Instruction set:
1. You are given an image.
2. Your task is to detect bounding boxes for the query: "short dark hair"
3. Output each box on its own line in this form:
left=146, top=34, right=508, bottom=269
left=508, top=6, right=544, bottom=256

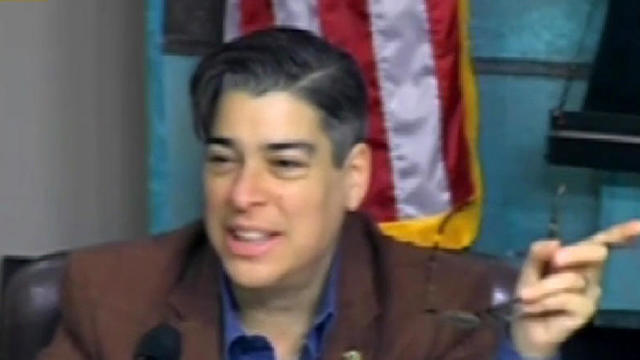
left=190, top=27, right=368, bottom=165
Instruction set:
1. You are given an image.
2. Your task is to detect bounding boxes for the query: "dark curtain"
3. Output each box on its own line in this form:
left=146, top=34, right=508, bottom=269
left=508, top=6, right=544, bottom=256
left=584, top=0, right=640, bottom=115
left=164, top=0, right=225, bottom=55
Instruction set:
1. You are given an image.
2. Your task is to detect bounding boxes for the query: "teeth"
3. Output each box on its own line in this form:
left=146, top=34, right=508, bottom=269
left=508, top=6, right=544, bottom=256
left=234, top=230, right=269, bottom=242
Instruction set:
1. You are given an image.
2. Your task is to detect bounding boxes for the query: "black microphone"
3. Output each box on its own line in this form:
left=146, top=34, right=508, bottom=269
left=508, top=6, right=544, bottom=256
left=134, top=323, right=182, bottom=360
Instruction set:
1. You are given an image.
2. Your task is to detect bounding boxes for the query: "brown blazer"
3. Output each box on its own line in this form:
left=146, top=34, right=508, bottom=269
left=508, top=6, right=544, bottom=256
left=38, top=212, right=501, bottom=360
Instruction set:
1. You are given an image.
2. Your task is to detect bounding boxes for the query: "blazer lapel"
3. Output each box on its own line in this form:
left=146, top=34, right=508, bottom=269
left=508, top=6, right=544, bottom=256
left=323, top=213, right=382, bottom=360
left=322, top=212, right=448, bottom=360
left=167, top=244, right=224, bottom=360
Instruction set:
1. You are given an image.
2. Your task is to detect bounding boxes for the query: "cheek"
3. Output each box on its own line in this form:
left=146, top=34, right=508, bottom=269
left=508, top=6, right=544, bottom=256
left=281, top=176, right=345, bottom=242
left=279, top=177, right=336, bottom=214
left=203, top=176, right=228, bottom=216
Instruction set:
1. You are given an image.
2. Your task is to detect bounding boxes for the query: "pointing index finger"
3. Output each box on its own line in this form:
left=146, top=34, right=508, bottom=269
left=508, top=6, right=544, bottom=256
left=582, top=220, right=640, bottom=246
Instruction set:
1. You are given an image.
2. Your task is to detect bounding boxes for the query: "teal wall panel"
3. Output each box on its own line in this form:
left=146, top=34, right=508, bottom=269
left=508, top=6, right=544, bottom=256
left=471, top=0, right=607, bottom=61
left=147, top=0, right=171, bottom=232
left=149, top=54, right=202, bottom=234
left=598, top=176, right=640, bottom=315
left=147, top=0, right=203, bottom=234
left=473, top=76, right=600, bottom=257
left=157, top=55, right=203, bottom=233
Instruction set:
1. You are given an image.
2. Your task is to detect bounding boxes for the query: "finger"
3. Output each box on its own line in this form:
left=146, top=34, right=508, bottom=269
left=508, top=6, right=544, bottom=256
left=545, top=265, right=602, bottom=293
left=519, top=292, right=598, bottom=321
left=518, top=240, right=561, bottom=288
left=552, top=244, right=608, bottom=268
left=552, top=244, right=608, bottom=287
left=549, top=266, right=604, bottom=298
left=519, top=272, right=588, bottom=302
left=583, top=275, right=603, bottom=302
left=581, top=220, right=640, bottom=247
left=514, top=312, right=587, bottom=345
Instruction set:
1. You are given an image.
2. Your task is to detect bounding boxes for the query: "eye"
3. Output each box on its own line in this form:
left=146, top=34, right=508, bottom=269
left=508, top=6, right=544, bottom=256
left=207, top=154, right=232, bottom=164
left=273, top=159, right=305, bottom=168
left=206, top=152, right=238, bottom=174
left=269, top=157, right=309, bottom=178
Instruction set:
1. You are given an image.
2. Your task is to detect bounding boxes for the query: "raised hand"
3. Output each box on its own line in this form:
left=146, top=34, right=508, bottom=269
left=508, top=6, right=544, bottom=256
left=511, top=220, right=640, bottom=358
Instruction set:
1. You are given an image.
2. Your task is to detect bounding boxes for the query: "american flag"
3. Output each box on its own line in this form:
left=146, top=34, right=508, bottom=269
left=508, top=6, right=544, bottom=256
left=222, top=0, right=482, bottom=249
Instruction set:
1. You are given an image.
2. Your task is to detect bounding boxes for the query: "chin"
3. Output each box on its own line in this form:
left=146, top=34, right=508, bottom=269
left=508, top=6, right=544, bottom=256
left=223, top=260, right=285, bottom=289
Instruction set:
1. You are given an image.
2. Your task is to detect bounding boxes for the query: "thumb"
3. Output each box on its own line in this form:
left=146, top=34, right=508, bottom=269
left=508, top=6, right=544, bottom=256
left=518, top=240, right=561, bottom=290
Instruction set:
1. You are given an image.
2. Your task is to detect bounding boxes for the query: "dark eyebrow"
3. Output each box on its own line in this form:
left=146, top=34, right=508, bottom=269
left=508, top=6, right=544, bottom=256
left=264, top=142, right=316, bottom=156
left=205, top=137, right=235, bottom=148
left=205, top=138, right=316, bottom=156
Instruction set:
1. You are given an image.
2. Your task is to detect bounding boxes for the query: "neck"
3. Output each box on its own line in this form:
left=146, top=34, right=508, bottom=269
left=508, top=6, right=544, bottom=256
left=232, top=253, right=334, bottom=359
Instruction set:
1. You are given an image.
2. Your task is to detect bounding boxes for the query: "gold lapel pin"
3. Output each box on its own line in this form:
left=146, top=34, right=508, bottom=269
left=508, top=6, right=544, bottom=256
left=341, top=350, right=362, bottom=360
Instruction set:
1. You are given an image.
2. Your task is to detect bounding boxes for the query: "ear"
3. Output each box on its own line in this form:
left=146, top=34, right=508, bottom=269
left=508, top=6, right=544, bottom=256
left=342, top=143, right=372, bottom=210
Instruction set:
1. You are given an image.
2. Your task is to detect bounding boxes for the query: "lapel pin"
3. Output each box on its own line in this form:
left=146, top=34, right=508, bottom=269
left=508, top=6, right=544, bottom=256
left=342, top=350, right=362, bottom=360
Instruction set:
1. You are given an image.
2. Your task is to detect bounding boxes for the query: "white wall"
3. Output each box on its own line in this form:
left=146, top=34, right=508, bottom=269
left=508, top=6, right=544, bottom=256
left=0, top=1, right=147, bottom=256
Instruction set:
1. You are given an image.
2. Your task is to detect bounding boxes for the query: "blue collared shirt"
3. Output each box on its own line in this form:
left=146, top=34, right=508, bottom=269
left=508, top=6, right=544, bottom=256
left=221, top=268, right=337, bottom=360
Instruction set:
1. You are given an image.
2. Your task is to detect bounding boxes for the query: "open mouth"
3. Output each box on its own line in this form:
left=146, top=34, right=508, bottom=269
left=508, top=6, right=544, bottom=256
left=226, top=227, right=282, bottom=257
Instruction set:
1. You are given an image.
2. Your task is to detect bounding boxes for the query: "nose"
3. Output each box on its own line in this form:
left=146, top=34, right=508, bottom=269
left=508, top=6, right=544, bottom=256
left=229, top=163, right=267, bottom=211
